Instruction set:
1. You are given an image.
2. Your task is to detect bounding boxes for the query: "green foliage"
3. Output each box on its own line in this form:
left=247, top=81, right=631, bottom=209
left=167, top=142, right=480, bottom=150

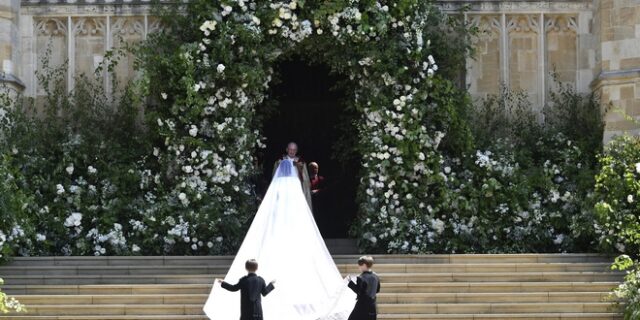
left=594, top=135, right=640, bottom=254
left=0, top=277, right=26, bottom=314
left=355, top=81, right=604, bottom=254
left=612, top=255, right=640, bottom=320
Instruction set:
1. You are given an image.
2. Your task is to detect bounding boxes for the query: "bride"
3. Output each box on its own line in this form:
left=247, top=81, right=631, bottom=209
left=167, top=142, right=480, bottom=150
left=203, top=155, right=356, bottom=319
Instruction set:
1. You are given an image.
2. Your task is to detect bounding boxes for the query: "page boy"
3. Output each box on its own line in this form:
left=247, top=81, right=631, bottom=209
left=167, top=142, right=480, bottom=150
left=347, top=256, right=380, bottom=320
left=216, top=259, right=275, bottom=320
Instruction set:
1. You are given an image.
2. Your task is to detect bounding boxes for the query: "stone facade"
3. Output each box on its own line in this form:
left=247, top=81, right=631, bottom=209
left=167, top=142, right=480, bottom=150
left=592, top=0, right=640, bottom=141
left=0, top=0, right=639, bottom=140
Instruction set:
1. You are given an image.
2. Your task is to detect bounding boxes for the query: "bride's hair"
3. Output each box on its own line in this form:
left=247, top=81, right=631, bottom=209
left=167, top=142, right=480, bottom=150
left=245, top=259, right=259, bottom=272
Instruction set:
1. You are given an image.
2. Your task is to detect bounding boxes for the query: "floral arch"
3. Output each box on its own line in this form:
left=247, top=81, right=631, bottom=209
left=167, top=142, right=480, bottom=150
left=142, top=0, right=444, bottom=254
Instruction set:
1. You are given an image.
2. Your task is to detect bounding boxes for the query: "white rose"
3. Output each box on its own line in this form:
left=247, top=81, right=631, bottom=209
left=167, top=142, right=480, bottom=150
left=635, top=162, right=640, bottom=174
left=627, top=194, right=634, bottom=203
left=178, top=193, right=187, bottom=201
left=66, top=165, right=74, bottom=175
left=217, top=64, right=226, bottom=73
left=88, top=166, right=97, bottom=174
left=161, top=92, right=168, bottom=100
left=189, top=125, right=198, bottom=137
left=132, top=244, right=141, bottom=253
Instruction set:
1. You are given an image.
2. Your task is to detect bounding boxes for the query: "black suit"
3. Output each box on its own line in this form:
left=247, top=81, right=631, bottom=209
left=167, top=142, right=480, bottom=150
left=347, top=271, right=380, bottom=320
left=221, top=273, right=275, bottom=320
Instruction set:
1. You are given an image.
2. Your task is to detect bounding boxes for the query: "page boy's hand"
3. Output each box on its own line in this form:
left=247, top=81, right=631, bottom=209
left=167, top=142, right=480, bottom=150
left=270, top=279, right=276, bottom=285
left=215, top=278, right=223, bottom=283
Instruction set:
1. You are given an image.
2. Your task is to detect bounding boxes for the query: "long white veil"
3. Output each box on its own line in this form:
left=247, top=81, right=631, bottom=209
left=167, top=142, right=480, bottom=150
left=203, top=159, right=355, bottom=320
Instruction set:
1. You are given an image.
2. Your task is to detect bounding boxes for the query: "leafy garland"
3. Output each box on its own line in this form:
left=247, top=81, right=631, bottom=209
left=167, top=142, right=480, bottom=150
left=140, top=0, right=442, bottom=253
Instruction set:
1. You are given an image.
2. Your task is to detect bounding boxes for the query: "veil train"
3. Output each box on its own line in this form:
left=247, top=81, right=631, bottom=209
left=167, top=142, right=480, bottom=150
left=203, top=159, right=355, bottom=320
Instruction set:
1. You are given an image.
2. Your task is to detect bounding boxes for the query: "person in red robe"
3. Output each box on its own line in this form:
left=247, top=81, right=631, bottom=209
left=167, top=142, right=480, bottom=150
left=309, top=162, right=325, bottom=196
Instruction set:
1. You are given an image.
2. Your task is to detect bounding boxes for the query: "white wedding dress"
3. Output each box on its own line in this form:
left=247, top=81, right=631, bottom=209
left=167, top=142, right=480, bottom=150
left=203, top=159, right=355, bottom=320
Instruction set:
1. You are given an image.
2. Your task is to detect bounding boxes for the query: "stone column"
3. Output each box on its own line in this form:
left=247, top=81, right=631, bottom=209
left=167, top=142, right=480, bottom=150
left=593, top=0, right=640, bottom=141
left=0, top=0, right=24, bottom=93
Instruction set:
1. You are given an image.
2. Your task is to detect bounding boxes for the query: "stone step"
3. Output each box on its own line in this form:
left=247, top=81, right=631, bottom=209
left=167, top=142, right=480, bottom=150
left=0, top=272, right=623, bottom=285
left=0, top=314, right=624, bottom=320
left=378, top=302, right=622, bottom=314
left=378, top=314, right=623, bottom=320
left=11, top=291, right=616, bottom=305
left=0, top=254, right=622, bottom=319
left=6, top=254, right=615, bottom=267
left=381, top=282, right=619, bottom=293
left=0, top=317, right=210, bottom=320
left=324, top=238, right=359, bottom=254
left=0, top=263, right=616, bottom=276
left=3, top=282, right=619, bottom=295
left=4, top=302, right=621, bottom=316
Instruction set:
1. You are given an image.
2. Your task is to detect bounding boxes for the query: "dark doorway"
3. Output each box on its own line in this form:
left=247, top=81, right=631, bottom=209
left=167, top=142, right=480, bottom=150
left=257, top=57, right=359, bottom=238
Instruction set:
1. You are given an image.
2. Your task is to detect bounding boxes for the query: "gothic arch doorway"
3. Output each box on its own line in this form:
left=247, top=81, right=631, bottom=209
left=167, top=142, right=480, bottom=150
left=257, top=56, right=359, bottom=238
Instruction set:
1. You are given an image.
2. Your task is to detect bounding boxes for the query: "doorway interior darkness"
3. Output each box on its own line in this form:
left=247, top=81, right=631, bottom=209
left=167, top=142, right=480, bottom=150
left=257, top=56, right=359, bottom=238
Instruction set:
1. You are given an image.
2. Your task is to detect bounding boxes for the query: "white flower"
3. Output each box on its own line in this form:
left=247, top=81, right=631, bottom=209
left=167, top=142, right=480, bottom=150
left=178, top=193, right=187, bottom=201
left=64, top=212, right=83, bottom=227
left=183, top=166, right=193, bottom=173
left=161, top=92, right=168, bottom=100
left=431, top=219, right=445, bottom=235
left=627, top=194, right=634, bottom=203
left=153, top=148, right=160, bottom=157
left=65, top=164, right=74, bottom=175
left=189, top=125, right=198, bottom=137
left=553, top=234, right=564, bottom=245
left=191, top=244, right=198, bottom=250
left=132, top=244, right=141, bottom=253
left=157, top=118, right=164, bottom=127
left=444, top=166, right=451, bottom=174
left=216, top=236, right=223, bottom=242
left=207, top=242, right=214, bottom=248
left=615, top=243, right=626, bottom=252
left=635, top=162, right=640, bottom=174
left=217, top=64, right=226, bottom=73
left=88, top=166, right=97, bottom=174
left=221, top=5, right=232, bottom=16
left=272, top=18, right=283, bottom=27
left=199, top=20, right=217, bottom=36
left=36, top=233, right=46, bottom=242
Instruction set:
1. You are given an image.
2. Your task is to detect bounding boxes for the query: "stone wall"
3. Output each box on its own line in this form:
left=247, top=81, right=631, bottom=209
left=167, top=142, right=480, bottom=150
left=1, top=0, right=639, bottom=140
left=0, top=0, right=23, bottom=92
left=593, top=0, right=640, bottom=141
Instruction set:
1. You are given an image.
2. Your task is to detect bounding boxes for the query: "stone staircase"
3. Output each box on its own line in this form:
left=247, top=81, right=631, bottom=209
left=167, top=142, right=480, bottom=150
left=0, top=254, right=624, bottom=320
